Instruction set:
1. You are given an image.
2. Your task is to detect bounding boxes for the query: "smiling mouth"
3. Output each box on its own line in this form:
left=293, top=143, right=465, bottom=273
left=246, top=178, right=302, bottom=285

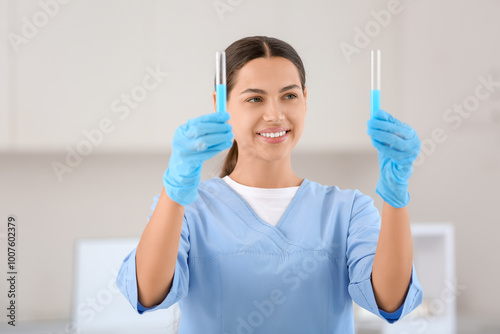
left=257, top=130, right=290, bottom=138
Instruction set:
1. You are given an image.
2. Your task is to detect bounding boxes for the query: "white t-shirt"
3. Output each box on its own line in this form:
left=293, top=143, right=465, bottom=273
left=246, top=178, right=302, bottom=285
left=222, top=175, right=300, bottom=226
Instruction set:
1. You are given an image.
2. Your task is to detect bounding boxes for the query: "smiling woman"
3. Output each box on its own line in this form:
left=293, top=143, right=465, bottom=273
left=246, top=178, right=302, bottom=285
left=214, top=37, right=307, bottom=187
left=116, top=35, right=424, bottom=334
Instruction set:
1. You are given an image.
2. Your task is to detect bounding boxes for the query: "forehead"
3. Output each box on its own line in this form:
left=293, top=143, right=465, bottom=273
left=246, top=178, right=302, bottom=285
left=234, top=57, right=301, bottom=89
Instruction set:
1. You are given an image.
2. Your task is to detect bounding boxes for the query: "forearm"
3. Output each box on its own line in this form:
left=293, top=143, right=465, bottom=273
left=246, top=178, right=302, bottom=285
left=371, top=201, right=413, bottom=312
left=136, top=187, right=185, bottom=308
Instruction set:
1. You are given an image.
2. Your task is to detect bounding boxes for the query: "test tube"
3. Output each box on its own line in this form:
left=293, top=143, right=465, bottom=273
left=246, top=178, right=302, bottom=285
left=370, top=49, right=381, bottom=119
left=216, top=51, right=227, bottom=113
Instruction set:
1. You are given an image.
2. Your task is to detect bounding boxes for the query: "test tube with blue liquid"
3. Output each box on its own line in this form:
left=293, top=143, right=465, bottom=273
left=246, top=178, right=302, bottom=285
left=216, top=51, right=226, bottom=113
left=371, top=49, right=381, bottom=119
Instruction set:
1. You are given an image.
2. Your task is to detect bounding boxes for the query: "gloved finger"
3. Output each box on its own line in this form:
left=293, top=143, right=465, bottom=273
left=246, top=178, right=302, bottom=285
left=202, top=132, right=234, bottom=149
left=382, top=161, right=413, bottom=183
left=367, top=118, right=415, bottom=140
left=185, top=132, right=234, bottom=152
left=392, top=161, right=414, bottom=179
left=183, top=122, right=233, bottom=138
left=375, top=139, right=420, bottom=160
left=372, top=108, right=403, bottom=125
left=200, top=140, right=234, bottom=154
left=369, top=127, right=420, bottom=152
left=191, top=138, right=234, bottom=158
left=189, top=141, right=234, bottom=164
left=368, top=128, right=419, bottom=152
left=187, top=110, right=230, bottom=126
left=371, top=138, right=420, bottom=161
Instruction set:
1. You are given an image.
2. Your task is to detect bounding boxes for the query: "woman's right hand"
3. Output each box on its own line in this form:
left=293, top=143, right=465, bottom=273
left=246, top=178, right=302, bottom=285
left=163, top=110, right=234, bottom=206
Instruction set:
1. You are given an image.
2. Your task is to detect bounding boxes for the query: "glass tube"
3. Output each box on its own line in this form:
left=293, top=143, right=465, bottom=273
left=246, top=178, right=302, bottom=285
left=216, top=51, right=227, bottom=113
left=371, top=49, right=381, bottom=119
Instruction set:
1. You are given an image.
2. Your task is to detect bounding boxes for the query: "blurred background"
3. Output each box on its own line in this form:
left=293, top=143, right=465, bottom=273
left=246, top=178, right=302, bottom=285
left=0, top=0, right=499, bottom=333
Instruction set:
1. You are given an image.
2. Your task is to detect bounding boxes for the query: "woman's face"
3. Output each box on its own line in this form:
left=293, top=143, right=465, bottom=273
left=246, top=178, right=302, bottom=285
left=218, top=56, right=307, bottom=163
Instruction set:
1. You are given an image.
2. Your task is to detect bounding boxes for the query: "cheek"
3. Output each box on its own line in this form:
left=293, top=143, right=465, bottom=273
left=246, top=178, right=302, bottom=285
left=227, top=117, right=253, bottom=140
left=290, top=115, right=306, bottom=137
left=290, top=111, right=305, bottom=125
left=231, top=112, right=258, bottom=130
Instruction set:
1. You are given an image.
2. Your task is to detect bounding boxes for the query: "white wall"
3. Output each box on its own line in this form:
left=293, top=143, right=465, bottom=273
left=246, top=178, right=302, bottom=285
left=0, top=0, right=11, bottom=150
left=2, top=0, right=406, bottom=154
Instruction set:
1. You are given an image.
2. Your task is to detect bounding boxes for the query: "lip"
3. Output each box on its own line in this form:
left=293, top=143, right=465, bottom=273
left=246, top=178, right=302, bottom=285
left=256, top=127, right=290, bottom=134
left=257, top=130, right=290, bottom=144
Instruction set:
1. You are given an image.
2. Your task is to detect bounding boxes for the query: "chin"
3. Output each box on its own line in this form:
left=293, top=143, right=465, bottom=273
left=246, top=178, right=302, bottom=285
left=261, top=150, right=293, bottom=161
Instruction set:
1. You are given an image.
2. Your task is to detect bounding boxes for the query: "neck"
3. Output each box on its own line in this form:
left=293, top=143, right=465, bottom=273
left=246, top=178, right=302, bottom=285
left=228, top=154, right=303, bottom=188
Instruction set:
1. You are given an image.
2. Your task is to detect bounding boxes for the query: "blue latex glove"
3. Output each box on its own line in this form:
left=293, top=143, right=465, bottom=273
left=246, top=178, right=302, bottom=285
left=163, top=111, right=234, bottom=206
left=367, top=109, right=421, bottom=208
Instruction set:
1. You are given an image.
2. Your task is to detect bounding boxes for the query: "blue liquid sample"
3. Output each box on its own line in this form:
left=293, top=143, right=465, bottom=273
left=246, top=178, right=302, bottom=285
left=370, top=89, right=380, bottom=119
left=216, top=84, right=227, bottom=113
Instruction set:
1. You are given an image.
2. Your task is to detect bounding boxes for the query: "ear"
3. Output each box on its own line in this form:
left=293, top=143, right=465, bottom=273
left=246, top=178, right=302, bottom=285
left=212, top=91, right=217, bottom=112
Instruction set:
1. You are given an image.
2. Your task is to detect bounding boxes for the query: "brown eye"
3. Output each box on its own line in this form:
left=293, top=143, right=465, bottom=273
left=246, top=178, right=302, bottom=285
left=247, top=97, right=262, bottom=103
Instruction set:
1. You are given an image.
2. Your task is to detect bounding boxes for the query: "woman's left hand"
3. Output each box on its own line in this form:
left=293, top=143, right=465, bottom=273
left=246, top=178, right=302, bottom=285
left=367, top=109, right=421, bottom=208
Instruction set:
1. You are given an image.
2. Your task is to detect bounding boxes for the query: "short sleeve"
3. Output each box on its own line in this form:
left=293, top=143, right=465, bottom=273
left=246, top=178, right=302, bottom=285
left=346, top=190, right=423, bottom=324
left=116, top=193, right=191, bottom=314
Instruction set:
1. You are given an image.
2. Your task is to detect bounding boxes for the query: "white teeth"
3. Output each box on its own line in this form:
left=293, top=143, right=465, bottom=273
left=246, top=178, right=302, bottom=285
left=259, top=131, right=287, bottom=138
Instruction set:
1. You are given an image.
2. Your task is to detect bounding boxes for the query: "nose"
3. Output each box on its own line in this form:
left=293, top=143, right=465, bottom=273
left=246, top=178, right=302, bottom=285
left=262, top=100, right=285, bottom=122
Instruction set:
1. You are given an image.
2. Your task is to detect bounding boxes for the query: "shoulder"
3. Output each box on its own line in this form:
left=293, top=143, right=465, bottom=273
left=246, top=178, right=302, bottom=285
left=195, top=176, right=230, bottom=203
left=182, top=177, right=229, bottom=214
left=305, top=178, right=368, bottom=201
left=304, top=179, right=376, bottom=215
left=198, top=176, right=224, bottom=193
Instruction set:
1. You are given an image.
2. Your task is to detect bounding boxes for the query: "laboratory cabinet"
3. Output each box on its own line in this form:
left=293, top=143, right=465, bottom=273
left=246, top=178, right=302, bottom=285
left=354, top=222, right=456, bottom=334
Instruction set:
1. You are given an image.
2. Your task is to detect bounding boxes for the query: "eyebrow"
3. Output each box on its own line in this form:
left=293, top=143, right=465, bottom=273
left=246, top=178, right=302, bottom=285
left=239, top=84, right=301, bottom=95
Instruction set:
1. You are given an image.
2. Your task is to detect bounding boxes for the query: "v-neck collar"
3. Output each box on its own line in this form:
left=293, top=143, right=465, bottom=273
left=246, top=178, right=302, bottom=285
left=212, top=177, right=310, bottom=251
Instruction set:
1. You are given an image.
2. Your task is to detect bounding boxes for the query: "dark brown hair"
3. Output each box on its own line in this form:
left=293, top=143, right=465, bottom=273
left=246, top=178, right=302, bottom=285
left=216, top=36, right=306, bottom=178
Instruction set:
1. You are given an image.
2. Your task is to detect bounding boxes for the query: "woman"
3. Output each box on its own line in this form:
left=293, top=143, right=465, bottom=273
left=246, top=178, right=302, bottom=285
left=117, top=36, right=423, bottom=333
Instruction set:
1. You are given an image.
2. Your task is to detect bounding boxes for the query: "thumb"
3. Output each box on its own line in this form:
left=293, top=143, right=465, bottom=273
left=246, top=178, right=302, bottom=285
left=372, top=108, right=401, bottom=125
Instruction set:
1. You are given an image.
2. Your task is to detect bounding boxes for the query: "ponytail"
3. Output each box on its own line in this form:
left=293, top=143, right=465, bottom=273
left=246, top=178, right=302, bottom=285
left=219, top=140, right=238, bottom=178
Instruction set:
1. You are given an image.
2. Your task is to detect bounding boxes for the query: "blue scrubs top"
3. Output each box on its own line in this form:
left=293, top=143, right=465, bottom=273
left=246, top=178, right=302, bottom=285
left=116, top=177, right=423, bottom=333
